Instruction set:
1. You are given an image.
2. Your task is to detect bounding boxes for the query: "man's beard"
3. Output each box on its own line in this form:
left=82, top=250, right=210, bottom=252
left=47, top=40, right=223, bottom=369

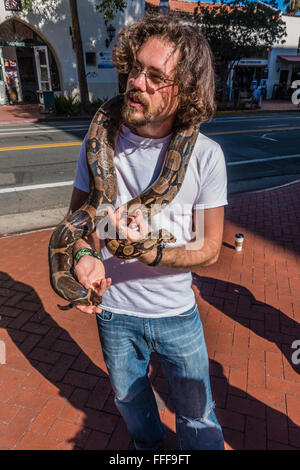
left=122, top=90, right=153, bottom=128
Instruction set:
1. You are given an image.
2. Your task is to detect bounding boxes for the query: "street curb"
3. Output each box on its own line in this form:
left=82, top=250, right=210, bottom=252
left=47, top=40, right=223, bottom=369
left=0, top=108, right=299, bottom=125
left=0, top=206, right=68, bottom=239
left=0, top=225, right=56, bottom=239
left=228, top=177, right=300, bottom=198
left=216, top=107, right=300, bottom=115
left=0, top=115, right=93, bottom=125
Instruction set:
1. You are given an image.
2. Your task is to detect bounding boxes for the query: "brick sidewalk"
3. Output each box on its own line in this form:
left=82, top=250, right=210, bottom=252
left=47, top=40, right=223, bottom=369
left=0, top=104, right=41, bottom=123
left=0, top=182, right=299, bottom=450
left=0, top=103, right=91, bottom=124
left=0, top=99, right=299, bottom=124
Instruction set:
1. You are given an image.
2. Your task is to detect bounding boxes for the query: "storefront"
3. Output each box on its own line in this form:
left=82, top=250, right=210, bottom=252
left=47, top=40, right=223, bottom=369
left=0, top=0, right=146, bottom=105
left=229, top=58, right=269, bottom=99
left=0, top=18, right=61, bottom=104
left=272, top=55, right=300, bottom=99
left=234, top=59, right=268, bottom=87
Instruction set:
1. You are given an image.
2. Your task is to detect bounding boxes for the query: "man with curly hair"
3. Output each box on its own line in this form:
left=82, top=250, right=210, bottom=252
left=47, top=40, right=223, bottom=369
left=68, top=14, right=227, bottom=450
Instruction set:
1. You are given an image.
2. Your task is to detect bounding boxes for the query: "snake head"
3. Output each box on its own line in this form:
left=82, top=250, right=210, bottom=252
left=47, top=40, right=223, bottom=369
left=57, top=288, right=102, bottom=311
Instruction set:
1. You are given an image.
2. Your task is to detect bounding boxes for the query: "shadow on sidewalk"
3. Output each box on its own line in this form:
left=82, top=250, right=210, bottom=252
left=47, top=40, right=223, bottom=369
left=192, top=274, right=300, bottom=375
left=0, top=271, right=299, bottom=449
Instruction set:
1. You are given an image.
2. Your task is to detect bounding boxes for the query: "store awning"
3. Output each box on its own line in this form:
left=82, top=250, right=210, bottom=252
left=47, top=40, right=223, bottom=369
left=278, top=56, right=300, bottom=64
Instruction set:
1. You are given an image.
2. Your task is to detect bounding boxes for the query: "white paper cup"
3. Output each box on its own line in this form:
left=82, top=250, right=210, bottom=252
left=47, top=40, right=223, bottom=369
left=235, top=233, right=244, bottom=252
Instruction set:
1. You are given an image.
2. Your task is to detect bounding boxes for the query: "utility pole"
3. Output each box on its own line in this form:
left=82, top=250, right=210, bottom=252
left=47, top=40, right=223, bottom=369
left=69, top=0, right=90, bottom=110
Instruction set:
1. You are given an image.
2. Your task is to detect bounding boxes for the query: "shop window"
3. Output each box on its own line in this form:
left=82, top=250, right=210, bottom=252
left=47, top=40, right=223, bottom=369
left=1, top=19, right=61, bottom=100
left=86, top=52, right=96, bottom=66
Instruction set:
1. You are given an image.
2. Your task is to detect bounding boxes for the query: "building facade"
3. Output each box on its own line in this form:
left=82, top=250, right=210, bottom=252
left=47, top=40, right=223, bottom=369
left=229, top=13, right=300, bottom=100
left=267, top=14, right=300, bottom=99
left=0, top=0, right=145, bottom=105
left=146, top=0, right=300, bottom=101
left=1, top=0, right=299, bottom=105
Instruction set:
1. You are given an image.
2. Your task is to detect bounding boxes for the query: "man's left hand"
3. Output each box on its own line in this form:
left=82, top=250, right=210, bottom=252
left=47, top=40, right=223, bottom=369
left=106, top=206, right=149, bottom=242
left=106, top=206, right=157, bottom=263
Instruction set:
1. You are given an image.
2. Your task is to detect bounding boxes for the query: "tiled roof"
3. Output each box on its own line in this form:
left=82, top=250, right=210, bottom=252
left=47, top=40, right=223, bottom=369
left=145, top=0, right=211, bottom=14
left=145, top=0, right=256, bottom=14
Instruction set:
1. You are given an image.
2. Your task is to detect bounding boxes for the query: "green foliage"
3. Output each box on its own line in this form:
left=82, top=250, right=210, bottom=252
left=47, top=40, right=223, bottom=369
left=194, top=0, right=287, bottom=64
left=95, top=0, right=128, bottom=22
left=21, top=0, right=61, bottom=12
left=54, top=94, right=107, bottom=116
left=194, top=0, right=287, bottom=102
left=54, top=94, right=81, bottom=116
left=22, top=0, right=33, bottom=10
left=22, top=0, right=129, bottom=19
left=84, top=97, right=108, bottom=115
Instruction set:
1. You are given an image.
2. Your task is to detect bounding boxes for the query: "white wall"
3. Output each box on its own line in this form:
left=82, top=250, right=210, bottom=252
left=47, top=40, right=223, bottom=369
left=0, top=0, right=145, bottom=100
left=275, top=15, right=300, bottom=48
left=267, top=14, right=300, bottom=99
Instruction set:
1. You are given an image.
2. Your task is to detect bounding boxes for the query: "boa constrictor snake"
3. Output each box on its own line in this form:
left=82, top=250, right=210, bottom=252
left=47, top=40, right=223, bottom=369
left=48, top=94, right=200, bottom=310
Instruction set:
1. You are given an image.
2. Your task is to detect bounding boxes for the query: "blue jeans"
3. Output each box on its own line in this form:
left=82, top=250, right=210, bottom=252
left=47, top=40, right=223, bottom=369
left=96, top=304, right=224, bottom=450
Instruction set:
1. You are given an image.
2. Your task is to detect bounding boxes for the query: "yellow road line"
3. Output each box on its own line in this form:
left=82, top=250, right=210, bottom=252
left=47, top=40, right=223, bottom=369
left=0, top=142, right=82, bottom=152
left=0, top=125, right=299, bottom=151
left=205, top=126, right=300, bottom=136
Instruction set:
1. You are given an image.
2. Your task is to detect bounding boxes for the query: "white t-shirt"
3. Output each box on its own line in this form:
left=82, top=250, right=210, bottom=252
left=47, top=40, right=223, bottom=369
left=74, top=125, right=227, bottom=318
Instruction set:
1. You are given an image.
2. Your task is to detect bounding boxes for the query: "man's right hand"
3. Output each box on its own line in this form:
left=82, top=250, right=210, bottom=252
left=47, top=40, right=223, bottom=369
left=74, top=255, right=111, bottom=315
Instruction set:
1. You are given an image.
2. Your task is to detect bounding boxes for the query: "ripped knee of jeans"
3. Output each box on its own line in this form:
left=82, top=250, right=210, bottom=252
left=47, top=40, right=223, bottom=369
left=180, top=401, right=218, bottom=434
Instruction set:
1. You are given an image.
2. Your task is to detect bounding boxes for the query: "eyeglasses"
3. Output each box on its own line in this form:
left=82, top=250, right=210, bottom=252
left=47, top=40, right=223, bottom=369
left=129, top=63, right=176, bottom=90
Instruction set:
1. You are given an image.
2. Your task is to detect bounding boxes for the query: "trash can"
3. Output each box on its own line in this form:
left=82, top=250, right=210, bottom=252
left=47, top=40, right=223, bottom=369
left=37, top=90, right=56, bottom=113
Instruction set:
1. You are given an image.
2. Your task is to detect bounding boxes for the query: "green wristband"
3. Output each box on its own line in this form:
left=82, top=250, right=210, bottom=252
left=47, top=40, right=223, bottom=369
left=75, top=248, right=102, bottom=263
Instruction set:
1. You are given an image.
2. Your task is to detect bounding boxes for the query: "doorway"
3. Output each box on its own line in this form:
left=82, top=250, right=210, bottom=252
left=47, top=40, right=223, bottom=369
left=16, top=46, right=53, bottom=102
left=0, top=19, right=61, bottom=104
left=16, top=47, right=38, bottom=102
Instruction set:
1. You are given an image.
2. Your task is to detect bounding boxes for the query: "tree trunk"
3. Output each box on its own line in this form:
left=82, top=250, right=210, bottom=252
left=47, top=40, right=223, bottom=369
left=69, top=0, right=90, bottom=110
left=220, top=63, right=229, bottom=104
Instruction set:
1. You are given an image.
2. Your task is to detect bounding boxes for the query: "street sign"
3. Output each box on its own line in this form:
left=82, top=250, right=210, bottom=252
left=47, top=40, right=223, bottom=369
left=98, top=51, right=115, bottom=69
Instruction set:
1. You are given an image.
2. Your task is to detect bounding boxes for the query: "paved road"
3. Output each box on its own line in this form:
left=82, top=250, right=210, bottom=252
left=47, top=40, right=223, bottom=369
left=202, top=112, right=300, bottom=193
left=0, top=112, right=299, bottom=233
left=0, top=121, right=86, bottom=218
